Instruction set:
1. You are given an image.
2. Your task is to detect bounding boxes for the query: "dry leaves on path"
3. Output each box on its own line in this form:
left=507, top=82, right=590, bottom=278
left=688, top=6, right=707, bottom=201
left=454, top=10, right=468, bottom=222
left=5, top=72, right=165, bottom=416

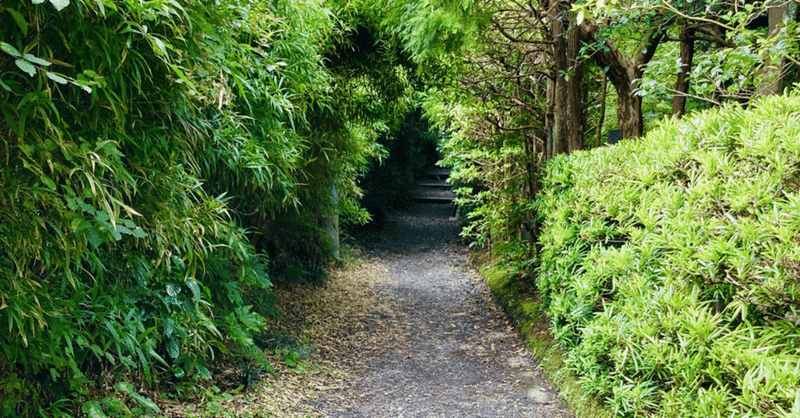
left=163, top=256, right=410, bottom=417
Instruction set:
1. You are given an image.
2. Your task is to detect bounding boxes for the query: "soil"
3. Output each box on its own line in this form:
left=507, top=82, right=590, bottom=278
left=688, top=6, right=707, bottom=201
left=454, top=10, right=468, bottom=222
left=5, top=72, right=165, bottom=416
left=318, top=201, right=575, bottom=418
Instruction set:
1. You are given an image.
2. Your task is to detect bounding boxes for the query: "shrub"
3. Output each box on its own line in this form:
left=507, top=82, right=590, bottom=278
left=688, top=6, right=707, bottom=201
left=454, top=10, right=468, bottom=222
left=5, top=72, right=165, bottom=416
left=535, top=91, right=800, bottom=417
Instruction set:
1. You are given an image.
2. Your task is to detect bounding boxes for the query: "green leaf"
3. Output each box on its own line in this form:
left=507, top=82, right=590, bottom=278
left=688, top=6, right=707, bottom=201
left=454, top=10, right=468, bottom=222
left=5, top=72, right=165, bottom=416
left=195, top=364, right=211, bottom=379
left=0, top=42, right=21, bottom=57
left=164, top=318, right=175, bottom=337
left=39, top=175, right=56, bottom=190
left=166, top=284, right=180, bottom=297
left=171, top=365, right=185, bottom=379
left=49, top=0, right=70, bottom=11
left=185, top=277, right=201, bottom=300
left=166, top=340, right=179, bottom=359
left=46, top=71, right=69, bottom=84
left=236, top=306, right=266, bottom=331
left=115, top=225, right=132, bottom=235
left=86, top=228, right=103, bottom=249
left=15, top=59, right=35, bottom=76
left=129, top=392, right=160, bottom=413
left=5, top=9, right=29, bottom=36
left=23, top=53, right=50, bottom=66
left=82, top=401, right=108, bottom=418
left=114, top=381, right=135, bottom=394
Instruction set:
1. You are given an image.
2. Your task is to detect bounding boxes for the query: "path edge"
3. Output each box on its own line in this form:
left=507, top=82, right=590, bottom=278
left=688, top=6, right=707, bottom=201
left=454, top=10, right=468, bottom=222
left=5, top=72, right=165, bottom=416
left=472, top=250, right=613, bottom=418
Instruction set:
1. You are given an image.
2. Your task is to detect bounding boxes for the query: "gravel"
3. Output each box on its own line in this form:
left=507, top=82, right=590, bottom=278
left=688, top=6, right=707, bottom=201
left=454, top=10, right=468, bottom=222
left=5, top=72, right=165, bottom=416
left=318, top=201, right=575, bottom=418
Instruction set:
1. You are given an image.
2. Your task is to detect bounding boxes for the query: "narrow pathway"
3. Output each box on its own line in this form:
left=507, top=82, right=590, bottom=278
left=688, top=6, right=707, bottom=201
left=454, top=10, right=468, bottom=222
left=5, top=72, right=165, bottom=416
left=320, top=181, right=573, bottom=417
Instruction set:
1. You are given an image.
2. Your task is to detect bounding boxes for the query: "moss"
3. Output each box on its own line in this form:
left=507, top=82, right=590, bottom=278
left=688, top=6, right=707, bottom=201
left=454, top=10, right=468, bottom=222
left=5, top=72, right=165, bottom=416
left=477, top=252, right=612, bottom=418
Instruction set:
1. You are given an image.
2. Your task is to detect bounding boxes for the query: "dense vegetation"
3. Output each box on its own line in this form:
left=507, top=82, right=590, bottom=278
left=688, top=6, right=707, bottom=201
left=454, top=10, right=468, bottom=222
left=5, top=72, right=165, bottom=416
left=379, top=0, right=800, bottom=416
left=3, top=0, right=800, bottom=416
left=537, top=94, right=800, bottom=416
left=0, top=0, right=419, bottom=415
left=382, top=0, right=799, bottom=245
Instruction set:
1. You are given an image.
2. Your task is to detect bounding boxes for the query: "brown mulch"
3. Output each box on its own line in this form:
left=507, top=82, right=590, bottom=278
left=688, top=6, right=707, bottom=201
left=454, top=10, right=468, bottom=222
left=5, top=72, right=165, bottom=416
left=165, top=256, right=412, bottom=417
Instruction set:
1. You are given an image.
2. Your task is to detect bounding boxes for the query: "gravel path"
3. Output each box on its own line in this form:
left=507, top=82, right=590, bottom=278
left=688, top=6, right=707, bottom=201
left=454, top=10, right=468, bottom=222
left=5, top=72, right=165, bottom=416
left=320, top=201, right=574, bottom=418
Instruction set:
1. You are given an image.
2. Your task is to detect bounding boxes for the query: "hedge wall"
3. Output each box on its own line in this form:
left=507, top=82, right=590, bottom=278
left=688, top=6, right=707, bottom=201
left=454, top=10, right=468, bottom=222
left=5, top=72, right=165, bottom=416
left=536, top=92, right=800, bottom=417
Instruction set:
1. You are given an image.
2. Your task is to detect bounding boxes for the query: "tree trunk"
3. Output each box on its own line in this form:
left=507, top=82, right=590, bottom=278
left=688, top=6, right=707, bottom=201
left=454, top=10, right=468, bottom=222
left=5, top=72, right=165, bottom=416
left=671, top=26, right=695, bottom=117
left=566, top=21, right=584, bottom=152
left=756, top=1, right=790, bottom=97
left=581, top=18, right=664, bottom=139
left=596, top=73, right=607, bottom=147
left=615, top=84, right=643, bottom=139
left=551, top=1, right=583, bottom=155
left=545, top=75, right=555, bottom=160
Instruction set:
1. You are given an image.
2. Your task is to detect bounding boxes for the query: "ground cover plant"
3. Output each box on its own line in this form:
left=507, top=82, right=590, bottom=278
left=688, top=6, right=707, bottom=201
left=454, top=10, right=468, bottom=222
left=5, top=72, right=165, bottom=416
left=535, top=92, right=800, bottom=417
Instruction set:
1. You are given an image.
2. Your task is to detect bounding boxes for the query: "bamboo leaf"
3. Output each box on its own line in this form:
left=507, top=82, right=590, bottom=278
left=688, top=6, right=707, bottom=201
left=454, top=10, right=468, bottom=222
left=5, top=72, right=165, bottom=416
left=0, top=42, right=21, bottom=57
left=39, top=176, right=56, bottom=190
left=46, top=71, right=69, bottom=84
left=147, top=348, right=169, bottom=367
left=23, top=54, right=51, bottom=66
left=5, top=9, right=29, bottom=36
left=151, top=37, right=166, bottom=56
left=14, top=59, right=35, bottom=76
left=49, top=0, right=70, bottom=11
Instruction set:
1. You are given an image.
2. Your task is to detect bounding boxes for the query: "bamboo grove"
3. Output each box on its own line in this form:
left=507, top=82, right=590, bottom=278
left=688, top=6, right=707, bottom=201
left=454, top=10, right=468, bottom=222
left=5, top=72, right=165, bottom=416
left=0, top=0, right=414, bottom=415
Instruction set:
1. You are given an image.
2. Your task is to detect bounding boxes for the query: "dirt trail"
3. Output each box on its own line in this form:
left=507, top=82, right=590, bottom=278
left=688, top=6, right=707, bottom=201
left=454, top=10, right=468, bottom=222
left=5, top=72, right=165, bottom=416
left=319, top=202, right=574, bottom=418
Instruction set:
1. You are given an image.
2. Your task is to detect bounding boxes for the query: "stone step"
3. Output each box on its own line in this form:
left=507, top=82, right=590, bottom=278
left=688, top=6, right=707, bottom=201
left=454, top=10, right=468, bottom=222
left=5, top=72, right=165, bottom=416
left=409, top=187, right=456, bottom=203
left=422, top=168, right=451, bottom=181
left=416, top=181, right=451, bottom=188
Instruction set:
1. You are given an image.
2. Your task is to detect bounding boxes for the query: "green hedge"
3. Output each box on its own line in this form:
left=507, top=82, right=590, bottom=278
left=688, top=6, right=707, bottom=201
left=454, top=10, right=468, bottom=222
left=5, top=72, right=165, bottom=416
left=536, top=92, right=800, bottom=417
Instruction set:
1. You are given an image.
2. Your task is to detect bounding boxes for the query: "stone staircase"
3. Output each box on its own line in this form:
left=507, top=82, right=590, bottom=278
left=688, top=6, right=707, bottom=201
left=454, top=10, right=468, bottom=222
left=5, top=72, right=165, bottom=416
left=409, top=168, right=456, bottom=204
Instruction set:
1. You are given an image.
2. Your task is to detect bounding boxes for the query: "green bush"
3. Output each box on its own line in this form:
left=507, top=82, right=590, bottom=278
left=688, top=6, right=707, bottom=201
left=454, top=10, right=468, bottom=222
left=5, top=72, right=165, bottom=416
left=535, top=91, right=800, bottom=417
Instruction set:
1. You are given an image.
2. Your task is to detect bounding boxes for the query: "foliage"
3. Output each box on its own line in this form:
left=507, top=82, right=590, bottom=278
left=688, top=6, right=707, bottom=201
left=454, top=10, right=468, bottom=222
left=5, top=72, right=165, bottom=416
left=582, top=0, right=800, bottom=108
left=381, top=0, right=800, bottom=415
left=534, top=92, right=800, bottom=417
left=0, top=0, right=407, bottom=415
